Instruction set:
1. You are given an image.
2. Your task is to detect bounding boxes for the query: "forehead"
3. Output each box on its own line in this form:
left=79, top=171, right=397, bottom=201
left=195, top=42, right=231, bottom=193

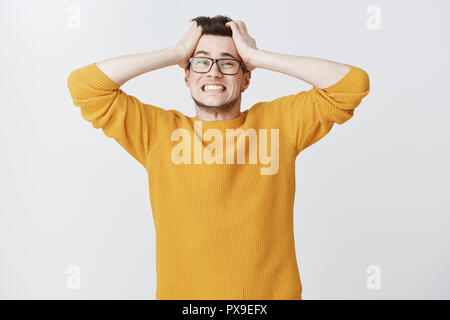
left=193, top=35, right=239, bottom=59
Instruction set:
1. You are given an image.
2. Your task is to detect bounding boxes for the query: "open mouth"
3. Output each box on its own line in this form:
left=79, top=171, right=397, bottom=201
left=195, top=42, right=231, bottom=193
left=201, top=84, right=227, bottom=93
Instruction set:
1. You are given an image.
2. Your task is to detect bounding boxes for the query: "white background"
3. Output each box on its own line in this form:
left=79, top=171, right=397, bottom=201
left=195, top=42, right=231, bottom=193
left=1, top=0, right=449, bottom=299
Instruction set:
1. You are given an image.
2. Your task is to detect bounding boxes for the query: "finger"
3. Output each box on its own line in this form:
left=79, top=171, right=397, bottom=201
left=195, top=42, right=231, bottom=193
left=191, top=21, right=201, bottom=31
left=233, top=21, right=243, bottom=34
left=235, top=20, right=246, bottom=33
left=191, top=23, right=202, bottom=35
left=225, top=21, right=239, bottom=33
left=240, top=21, right=249, bottom=34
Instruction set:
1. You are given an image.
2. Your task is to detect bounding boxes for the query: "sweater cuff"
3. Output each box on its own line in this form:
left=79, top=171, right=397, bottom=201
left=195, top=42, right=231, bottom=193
left=321, top=65, right=370, bottom=94
left=69, top=62, right=121, bottom=91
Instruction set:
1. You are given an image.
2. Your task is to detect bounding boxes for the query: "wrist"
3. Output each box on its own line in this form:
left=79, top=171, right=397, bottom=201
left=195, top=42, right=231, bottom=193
left=248, top=48, right=263, bottom=69
left=171, top=46, right=185, bottom=65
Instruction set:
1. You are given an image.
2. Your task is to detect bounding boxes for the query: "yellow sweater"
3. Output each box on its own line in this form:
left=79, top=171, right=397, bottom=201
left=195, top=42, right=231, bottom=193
left=67, top=62, right=370, bottom=300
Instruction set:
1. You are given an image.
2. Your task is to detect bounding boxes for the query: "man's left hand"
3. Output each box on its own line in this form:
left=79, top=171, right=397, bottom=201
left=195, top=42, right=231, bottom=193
left=225, top=20, right=258, bottom=72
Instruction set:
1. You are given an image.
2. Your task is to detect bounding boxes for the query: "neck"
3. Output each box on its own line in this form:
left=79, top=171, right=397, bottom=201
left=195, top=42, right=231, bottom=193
left=193, top=96, right=242, bottom=121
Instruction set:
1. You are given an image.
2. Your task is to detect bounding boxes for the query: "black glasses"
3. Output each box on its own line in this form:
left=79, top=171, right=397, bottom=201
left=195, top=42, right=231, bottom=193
left=188, top=57, right=248, bottom=75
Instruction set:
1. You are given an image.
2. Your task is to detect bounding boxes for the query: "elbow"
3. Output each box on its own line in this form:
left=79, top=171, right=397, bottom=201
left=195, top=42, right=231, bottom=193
left=352, top=65, right=370, bottom=96
left=67, top=70, right=80, bottom=99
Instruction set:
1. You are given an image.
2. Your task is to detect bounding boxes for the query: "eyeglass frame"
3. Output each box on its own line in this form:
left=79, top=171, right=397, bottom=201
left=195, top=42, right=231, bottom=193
left=187, top=56, right=249, bottom=75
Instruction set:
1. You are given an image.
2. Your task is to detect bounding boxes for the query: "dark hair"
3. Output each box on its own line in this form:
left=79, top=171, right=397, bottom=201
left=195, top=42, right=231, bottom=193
left=186, top=15, right=249, bottom=74
left=190, top=15, right=233, bottom=37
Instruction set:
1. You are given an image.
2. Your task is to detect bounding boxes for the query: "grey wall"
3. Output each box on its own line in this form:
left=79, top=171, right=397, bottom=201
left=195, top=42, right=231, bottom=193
left=1, top=0, right=449, bottom=299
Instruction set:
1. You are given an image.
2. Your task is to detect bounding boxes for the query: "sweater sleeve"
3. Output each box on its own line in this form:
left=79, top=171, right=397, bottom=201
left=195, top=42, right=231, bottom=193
left=266, top=65, right=370, bottom=156
left=67, top=63, right=172, bottom=167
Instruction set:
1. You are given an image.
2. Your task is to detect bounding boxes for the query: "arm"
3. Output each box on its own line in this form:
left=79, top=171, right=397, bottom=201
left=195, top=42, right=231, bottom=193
left=225, top=20, right=370, bottom=156
left=67, top=47, right=182, bottom=167
left=249, top=50, right=370, bottom=156
left=249, top=50, right=351, bottom=89
left=95, top=21, right=203, bottom=87
left=95, top=47, right=182, bottom=87
left=224, top=20, right=352, bottom=89
left=67, top=23, right=204, bottom=167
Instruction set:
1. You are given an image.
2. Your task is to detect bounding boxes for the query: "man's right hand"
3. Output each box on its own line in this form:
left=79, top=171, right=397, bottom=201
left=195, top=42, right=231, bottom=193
left=175, top=21, right=203, bottom=69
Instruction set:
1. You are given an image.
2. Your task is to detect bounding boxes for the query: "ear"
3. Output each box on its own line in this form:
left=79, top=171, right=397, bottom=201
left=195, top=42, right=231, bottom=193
left=242, top=71, right=251, bottom=91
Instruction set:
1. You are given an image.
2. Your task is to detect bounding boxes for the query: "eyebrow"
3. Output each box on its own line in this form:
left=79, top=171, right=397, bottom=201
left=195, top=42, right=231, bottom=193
left=194, top=50, right=238, bottom=60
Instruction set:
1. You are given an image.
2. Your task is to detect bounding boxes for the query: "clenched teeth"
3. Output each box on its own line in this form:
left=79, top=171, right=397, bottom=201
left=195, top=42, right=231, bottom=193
left=202, top=85, right=226, bottom=92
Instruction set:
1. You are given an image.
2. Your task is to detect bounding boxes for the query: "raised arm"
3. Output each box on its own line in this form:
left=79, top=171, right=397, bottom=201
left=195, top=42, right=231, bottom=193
left=224, top=20, right=358, bottom=89
left=259, top=62, right=370, bottom=156
left=223, top=20, right=370, bottom=156
left=96, top=21, right=203, bottom=86
left=95, top=47, right=182, bottom=87
left=67, top=22, right=204, bottom=167
left=249, top=51, right=354, bottom=90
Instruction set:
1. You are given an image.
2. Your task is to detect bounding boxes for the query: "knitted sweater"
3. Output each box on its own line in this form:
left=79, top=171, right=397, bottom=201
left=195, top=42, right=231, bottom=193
left=67, top=62, right=370, bottom=299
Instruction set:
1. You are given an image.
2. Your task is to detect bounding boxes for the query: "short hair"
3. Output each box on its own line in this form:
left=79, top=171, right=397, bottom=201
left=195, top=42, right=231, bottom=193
left=190, top=15, right=233, bottom=37
left=186, top=15, right=249, bottom=74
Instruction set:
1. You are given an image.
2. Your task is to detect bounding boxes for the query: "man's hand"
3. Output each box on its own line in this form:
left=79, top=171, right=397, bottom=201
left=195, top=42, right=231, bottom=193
left=225, top=20, right=258, bottom=71
left=176, top=21, right=204, bottom=69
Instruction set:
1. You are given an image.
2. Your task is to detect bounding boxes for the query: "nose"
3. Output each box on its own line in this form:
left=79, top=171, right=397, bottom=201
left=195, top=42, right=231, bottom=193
left=207, top=60, right=222, bottom=77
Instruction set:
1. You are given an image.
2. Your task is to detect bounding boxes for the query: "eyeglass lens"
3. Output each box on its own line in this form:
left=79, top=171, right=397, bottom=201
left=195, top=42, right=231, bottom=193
left=191, top=58, right=240, bottom=74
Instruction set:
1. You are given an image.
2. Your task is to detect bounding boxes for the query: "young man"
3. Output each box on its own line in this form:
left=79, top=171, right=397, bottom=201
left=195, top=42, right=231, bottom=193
left=67, top=15, right=370, bottom=300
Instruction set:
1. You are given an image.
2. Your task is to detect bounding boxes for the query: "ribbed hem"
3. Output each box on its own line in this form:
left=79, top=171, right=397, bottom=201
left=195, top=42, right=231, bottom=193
left=319, top=64, right=370, bottom=93
left=68, top=63, right=121, bottom=98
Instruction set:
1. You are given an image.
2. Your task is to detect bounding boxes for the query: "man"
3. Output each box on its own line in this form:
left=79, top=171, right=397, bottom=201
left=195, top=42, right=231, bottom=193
left=67, top=15, right=370, bottom=300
